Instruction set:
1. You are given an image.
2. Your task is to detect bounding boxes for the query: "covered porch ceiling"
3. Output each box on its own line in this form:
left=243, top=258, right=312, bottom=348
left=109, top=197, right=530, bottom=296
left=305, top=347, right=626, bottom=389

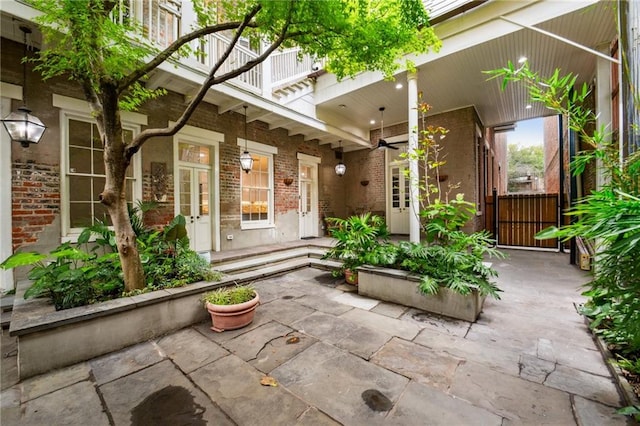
left=0, top=1, right=618, bottom=151
left=315, top=0, right=618, bottom=151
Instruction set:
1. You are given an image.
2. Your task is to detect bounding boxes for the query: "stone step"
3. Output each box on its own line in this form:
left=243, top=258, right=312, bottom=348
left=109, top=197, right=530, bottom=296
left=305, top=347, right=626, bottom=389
left=1, top=294, right=15, bottom=312
left=218, top=257, right=341, bottom=286
left=213, top=246, right=328, bottom=275
left=1, top=310, right=12, bottom=329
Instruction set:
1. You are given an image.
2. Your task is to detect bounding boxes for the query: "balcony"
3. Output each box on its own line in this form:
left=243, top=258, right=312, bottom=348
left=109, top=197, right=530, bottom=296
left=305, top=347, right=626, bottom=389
left=115, top=0, right=316, bottom=98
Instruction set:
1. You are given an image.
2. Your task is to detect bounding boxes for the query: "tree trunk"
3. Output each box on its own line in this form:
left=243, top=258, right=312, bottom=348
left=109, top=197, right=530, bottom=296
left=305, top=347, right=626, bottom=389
left=98, top=86, right=146, bottom=292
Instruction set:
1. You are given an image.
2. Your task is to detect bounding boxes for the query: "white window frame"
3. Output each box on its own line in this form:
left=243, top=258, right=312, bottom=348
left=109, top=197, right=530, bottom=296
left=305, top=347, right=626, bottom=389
left=54, top=95, right=146, bottom=242
left=238, top=139, right=277, bottom=230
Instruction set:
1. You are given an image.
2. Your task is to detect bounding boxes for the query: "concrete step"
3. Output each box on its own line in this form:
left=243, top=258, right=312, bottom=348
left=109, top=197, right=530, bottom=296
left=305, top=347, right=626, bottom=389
left=1, top=294, right=15, bottom=313
left=220, top=257, right=341, bottom=286
left=212, top=246, right=328, bottom=275
left=1, top=310, right=11, bottom=329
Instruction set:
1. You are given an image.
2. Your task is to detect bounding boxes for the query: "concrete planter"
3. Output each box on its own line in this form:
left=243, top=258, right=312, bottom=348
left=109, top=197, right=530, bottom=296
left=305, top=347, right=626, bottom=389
left=9, top=278, right=232, bottom=379
left=357, top=266, right=486, bottom=322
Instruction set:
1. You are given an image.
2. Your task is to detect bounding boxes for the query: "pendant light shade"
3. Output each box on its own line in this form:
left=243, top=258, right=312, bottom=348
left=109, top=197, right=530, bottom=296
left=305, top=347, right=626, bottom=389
left=239, top=105, right=253, bottom=173
left=2, top=106, right=46, bottom=148
left=1, top=26, right=46, bottom=148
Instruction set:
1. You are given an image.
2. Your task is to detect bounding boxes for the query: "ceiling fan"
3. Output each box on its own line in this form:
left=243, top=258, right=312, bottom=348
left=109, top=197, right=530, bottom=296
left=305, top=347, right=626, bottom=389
left=376, top=107, right=407, bottom=150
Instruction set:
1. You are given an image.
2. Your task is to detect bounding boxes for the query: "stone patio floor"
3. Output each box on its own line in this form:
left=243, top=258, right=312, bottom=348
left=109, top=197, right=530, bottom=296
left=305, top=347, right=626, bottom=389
left=0, top=249, right=634, bottom=425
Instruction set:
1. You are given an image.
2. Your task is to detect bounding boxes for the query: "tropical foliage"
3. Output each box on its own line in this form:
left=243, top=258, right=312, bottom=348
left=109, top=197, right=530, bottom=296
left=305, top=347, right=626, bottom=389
left=1, top=204, right=220, bottom=310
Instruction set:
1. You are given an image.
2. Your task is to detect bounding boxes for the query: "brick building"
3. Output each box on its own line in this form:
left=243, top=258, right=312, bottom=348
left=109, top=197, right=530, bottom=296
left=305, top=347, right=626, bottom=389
left=0, top=0, right=628, bottom=290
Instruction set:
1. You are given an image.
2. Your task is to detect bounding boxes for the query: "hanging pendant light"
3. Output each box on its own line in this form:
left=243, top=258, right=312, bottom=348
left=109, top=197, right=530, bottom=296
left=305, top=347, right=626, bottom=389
left=2, top=26, right=46, bottom=148
left=335, top=140, right=346, bottom=176
left=239, top=105, right=253, bottom=173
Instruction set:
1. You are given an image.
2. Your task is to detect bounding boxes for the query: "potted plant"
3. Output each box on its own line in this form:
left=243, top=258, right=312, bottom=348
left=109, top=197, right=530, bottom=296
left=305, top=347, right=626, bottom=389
left=322, top=212, right=391, bottom=285
left=201, top=284, right=259, bottom=332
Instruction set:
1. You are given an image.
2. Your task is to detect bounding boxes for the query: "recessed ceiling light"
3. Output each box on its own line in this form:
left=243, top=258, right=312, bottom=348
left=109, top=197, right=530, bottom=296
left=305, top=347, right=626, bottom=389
left=395, top=83, right=403, bottom=89
left=525, top=104, right=532, bottom=109
left=518, top=56, right=527, bottom=64
left=370, top=119, right=376, bottom=125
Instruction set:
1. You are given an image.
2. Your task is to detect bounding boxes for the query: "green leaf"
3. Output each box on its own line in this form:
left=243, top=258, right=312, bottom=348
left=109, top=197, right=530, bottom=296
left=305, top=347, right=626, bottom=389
left=0, top=252, right=47, bottom=269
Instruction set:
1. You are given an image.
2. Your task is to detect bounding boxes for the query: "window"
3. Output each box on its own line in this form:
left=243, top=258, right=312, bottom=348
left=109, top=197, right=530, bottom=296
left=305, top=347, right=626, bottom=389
left=63, top=115, right=141, bottom=238
left=239, top=140, right=276, bottom=229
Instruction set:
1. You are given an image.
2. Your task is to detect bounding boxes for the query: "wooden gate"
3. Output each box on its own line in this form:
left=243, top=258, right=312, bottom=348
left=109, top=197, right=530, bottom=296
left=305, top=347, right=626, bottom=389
left=486, top=193, right=559, bottom=249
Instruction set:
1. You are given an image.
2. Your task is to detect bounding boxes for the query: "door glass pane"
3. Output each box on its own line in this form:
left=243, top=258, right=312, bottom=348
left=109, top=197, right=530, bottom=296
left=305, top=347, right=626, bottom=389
left=404, top=172, right=410, bottom=208
left=198, top=170, right=209, bottom=216
left=305, top=182, right=311, bottom=212
left=179, top=168, right=192, bottom=216
left=391, top=168, right=400, bottom=208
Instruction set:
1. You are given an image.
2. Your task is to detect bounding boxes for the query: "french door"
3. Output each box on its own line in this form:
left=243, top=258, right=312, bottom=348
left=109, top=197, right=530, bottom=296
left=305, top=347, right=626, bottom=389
left=388, top=163, right=410, bottom=234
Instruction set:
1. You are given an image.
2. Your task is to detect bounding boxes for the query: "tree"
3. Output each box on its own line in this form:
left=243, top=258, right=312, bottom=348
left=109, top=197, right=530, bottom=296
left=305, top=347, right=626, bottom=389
left=507, top=144, right=544, bottom=192
left=30, top=0, right=441, bottom=291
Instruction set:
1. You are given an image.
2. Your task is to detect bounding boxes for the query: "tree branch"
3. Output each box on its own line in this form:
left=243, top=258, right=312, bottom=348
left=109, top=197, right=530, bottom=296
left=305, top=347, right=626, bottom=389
left=125, top=3, right=279, bottom=158
left=119, top=16, right=259, bottom=93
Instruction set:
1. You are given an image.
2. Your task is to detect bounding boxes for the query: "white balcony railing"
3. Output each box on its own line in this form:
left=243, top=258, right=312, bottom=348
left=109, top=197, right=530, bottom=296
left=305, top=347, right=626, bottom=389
left=114, top=0, right=316, bottom=96
left=270, top=48, right=316, bottom=89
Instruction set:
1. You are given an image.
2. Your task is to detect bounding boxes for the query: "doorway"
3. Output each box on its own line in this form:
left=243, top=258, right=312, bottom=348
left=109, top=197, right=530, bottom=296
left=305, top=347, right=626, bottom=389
left=174, top=126, right=222, bottom=253
left=384, top=138, right=410, bottom=234
left=178, top=165, right=211, bottom=252
left=297, top=154, right=320, bottom=238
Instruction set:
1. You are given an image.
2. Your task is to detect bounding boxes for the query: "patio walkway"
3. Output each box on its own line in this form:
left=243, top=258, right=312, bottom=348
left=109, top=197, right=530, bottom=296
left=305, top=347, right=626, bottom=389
left=0, top=249, right=632, bottom=425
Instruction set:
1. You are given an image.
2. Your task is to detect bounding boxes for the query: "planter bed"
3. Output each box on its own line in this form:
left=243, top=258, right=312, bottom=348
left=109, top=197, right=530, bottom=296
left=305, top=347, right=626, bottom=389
left=357, top=265, right=486, bottom=322
left=8, top=278, right=229, bottom=379
left=9, top=255, right=337, bottom=379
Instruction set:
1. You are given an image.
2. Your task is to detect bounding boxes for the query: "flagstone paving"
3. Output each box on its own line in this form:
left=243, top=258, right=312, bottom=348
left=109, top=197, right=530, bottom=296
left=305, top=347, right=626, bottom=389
left=0, top=249, right=634, bottom=425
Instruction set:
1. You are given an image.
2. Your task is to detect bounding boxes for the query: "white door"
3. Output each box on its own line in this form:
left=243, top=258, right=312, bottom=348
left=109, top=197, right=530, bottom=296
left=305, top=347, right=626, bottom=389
left=178, top=166, right=211, bottom=252
left=388, top=164, right=410, bottom=234
left=299, top=162, right=318, bottom=238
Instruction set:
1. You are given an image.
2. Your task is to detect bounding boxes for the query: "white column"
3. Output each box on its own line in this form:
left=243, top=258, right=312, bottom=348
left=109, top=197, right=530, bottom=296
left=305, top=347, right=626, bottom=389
left=595, top=47, right=612, bottom=190
left=407, top=71, right=420, bottom=244
left=0, top=83, right=21, bottom=292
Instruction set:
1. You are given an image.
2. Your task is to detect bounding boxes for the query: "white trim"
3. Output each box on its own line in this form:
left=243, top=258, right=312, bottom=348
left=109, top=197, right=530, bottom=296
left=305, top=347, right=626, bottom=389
left=0, top=82, right=23, bottom=101
left=52, top=94, right=148, bottom=125
left=297, top=152, right=321, bottom=164
left=172, top=125, right=221, bottom=252
left=237, top=138, right=278, bottom=154
left=169, top=122, right=224, bottom=144
left=59, top=112, right=143, bottom=241
left=1, top=97, right=15, bottom=292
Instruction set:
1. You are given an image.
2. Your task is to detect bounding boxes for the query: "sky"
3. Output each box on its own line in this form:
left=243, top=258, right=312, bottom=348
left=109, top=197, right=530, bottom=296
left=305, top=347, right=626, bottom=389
left=508, top=117, right=544, bottom=148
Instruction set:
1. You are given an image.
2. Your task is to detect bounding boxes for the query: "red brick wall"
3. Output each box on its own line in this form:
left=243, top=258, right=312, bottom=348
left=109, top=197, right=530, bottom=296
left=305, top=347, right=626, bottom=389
left=12, top=162, right=60, bottom=251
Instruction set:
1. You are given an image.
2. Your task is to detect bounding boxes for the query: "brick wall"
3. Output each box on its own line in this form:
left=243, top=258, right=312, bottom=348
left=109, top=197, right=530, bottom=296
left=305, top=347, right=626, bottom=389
left=12, top=162, right=60, bottom=251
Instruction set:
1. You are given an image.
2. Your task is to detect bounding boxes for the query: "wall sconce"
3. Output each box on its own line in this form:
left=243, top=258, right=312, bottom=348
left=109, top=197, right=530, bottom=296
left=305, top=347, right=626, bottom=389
left=335, top=141, right=346, bottom=176
left=1, top=26, right=46, bottom=148
left=283, top=177, right=294, bottom=186
left=360, top=180, right=369, bottom=186
left=239, top=105, right=253, bottom=173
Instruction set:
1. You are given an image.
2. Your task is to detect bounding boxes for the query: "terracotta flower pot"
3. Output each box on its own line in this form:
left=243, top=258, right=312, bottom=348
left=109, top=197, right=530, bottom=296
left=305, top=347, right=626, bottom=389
left=344, top=269, right=358, bottom=286
left=205, top=292, right=260, bottom=332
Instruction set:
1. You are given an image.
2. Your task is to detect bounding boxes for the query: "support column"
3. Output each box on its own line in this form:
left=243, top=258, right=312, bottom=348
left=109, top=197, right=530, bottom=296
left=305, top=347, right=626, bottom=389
left=407, top=71, right=420, bottom=244
left=595, top=45, right=613, bottom=190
